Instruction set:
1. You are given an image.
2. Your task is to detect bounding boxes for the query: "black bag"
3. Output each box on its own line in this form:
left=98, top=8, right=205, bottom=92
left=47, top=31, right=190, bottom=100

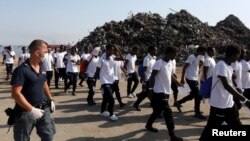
left=5, top=108, right=16, bottom=126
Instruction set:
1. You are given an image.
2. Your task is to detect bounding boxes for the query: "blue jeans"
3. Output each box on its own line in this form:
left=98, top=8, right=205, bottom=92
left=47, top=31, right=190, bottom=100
left=14, top=108, right=56, bottom=141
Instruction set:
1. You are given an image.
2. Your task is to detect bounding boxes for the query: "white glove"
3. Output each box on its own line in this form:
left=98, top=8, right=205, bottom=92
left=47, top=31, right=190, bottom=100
left=51, top=100, right=56, bottom=113
left=28, top=107, right=44, bottom=120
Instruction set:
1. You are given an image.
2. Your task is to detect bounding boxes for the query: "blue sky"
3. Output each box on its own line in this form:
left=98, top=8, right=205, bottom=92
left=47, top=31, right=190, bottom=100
left=1, top=0, right=250, bottom=45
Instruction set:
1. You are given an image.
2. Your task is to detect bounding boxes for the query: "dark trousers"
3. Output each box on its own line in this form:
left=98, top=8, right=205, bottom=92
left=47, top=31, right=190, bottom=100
left=243, top=88, right=250, bottom=99
left=87, top=77, right=96, bottom=101
left=66, top=72, right=78, bottom=92
left=134, top=81, right=149, bottom=106
left=54, top=68, right=67, bottom=88
left=101, top=84, right=114, bottom=116
left=127, top=72, right=139, bottom=95
left=6, top=63, right=13, bottom=76
left=178, top=79, right=201, bottom=113
left=146, top=93, right=175, bottom=136
left=171, top=82, right=178, bottom=101
left=46, top=71, right=53, bottom=87
left=200, top=105, right=241, bottom=141
left=112, top=80, right=123, bottom=105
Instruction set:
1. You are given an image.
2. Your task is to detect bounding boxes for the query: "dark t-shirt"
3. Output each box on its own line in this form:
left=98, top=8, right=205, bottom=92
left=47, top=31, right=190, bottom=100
left=11, top=61, right=46, bottom=107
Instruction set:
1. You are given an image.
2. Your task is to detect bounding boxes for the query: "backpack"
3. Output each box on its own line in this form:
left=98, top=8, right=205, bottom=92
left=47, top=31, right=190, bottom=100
left=138, top=63, right=144, bottom=77
left=200, top=77, right=219, bottom=98
left=80, top=60, right=88, bottom=73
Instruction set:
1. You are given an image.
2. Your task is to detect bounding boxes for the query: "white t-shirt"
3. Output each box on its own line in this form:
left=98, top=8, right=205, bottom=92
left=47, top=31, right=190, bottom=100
left=65, top=54, right=80, bottom=73
left=231, top=61, right=242, bottom=89
left=171, top=59, right=177, bottom=74
left=202, top=55, right=216, bottom=81
left=42, top=53, right=54, bottom=71
left=81, top=53, right=91, bottom=60
left=98, top=58, right=116, bottom=85
left=240, top=60, right=250, bottom=89
left=143, top=53, right=156, bottom=81
left=125, top=53, right=137, bottom=73
left=153, top=59, right=173, bottom=94
left=86, top=55, right=99, bottom=77
left=4, top=50, right=15, bottom=64
left=114, top=61, right=124, bottom=80
left=185, top=54, right=200, bottom=81
left=55, top=52, right=66, bottom=68
left=210, top=61, right=234, bottom=109
left=18, top=53, right=30, bottom=66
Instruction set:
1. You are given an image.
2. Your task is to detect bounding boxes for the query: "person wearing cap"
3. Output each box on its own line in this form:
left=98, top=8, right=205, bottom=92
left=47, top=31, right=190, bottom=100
left=11, top=39, right=55, bottom=141
left=86, top=46, right=100, bottom=105
left=64, top=46, right=80, bottom=96
left=2, top=46, right=16, bottom=80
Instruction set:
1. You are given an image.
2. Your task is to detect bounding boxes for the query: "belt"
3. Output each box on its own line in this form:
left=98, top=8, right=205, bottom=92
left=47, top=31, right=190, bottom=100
left=34, top=104, right=46, bottom=110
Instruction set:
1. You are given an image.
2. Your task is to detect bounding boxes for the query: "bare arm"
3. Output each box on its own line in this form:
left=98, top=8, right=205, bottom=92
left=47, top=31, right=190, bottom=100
left=44, top=82, right=52, bottom=100
left=149, top=70, right=158, bottom=88
left=180, top=63, right=189, bottom=84
left=219, top=75, right=246, bottom=102
left=12, top=84, right=33, bottom=112
left=172, top=75, right=182, bottom=87
left=124, top=60, right=129, bottom=71
left=203, top=66, right=209, bottom=80
left=94, top=67, right=100, bottom=80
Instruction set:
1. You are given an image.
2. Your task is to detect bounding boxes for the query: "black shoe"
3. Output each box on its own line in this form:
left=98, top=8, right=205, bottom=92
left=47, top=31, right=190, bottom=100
left=72, top=92, right=76, bottom=96
left=79, top=83, right=84, bottom=87
left=145, top=125, right=158, bottom=133
left=88, top=100, right=96, bottom=106
left=133, top=104, right=141, bottom=111
left=157, top=114, right=163, bottom=119
left=174, top=101, right=182, bottom=112
left=194, top=113, right=206, bottom=120
left=170, top=135, right=184, bottom=141
left=120, top=103, right=126, bottom=108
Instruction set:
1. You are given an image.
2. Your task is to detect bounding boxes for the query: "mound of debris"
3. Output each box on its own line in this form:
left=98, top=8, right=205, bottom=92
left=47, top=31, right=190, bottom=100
left=216, top=14, right=250, bottom=48
left=76, top=10, right=250, bottom=61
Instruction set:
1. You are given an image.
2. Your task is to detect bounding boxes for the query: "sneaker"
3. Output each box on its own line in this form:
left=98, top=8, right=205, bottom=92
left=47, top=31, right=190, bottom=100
left=194, top=113, right=206, bottom=120
left=109, top=114, right=118, bottom=121
left=170, top=135, right=184, bottom=141
left=174, top=101, right=182, bottom=112
left=119, top=103, right=126, bottom=108
left=127, top=94, right=134, bottom=98
left=131, top=92, right=136, bottom=97
left=100, top=111, right=110, bottom=117
left=145, top=125, right=158, bottom=133
left=133, top=104, right=141, bottom=111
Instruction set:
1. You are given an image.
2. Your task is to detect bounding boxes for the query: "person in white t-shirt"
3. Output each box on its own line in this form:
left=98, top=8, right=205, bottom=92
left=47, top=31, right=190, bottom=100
left=64, top=47, right=80, bottom=96
left=200, top=44, right=250, bottom=141
left=112, top=46, right=127, bottom=108
left=41, top=48, right=54, bottom=87
left=2, top=46, right=16, bottom=80
left=86, top=47, right=100, bottom=106
left=125, top=46, right=139, bottom=98
left=241, top=51, right=250, bottom=99
left=175, top=46, right=206, bottom=119
left=79, top=46, right=92, bottom=87
left=145, top=46, right=183, bottom=141
left=202, top=47, right=216, bottom=81
left=18, top=46, right=30, bottom=66
left=94, top=44, right=118, bottom=121
left=54, top=45, right=67, bottom=89
left=133, top=46, right=157, bottom=111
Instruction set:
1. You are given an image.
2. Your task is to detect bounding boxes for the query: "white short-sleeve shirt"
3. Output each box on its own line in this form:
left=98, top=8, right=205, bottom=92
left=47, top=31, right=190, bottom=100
left=42, top=53, right=54, bottom=71
left=4, top=51, right=15, bottom=64
left=18, top=53, right=30, bottom=66
left=202, top=55, right=216, bottom=81
left=153, top=59, right=173, bottom=94
left=210, top=61, right=234, bottom=109
left=143, top=53, right=156, bottom=81
left=98, top=58, right=116, bottom=85
left=185, top=54, right=200, bottom=81
left=240, top=60, right=250, bottom=89
left=231, top=61, right=242, bottom=88
left=171, top=59, right=177, bottom=74
left=81, top=53, right=91, bottom=60
left=55, top=52, right=66, bottom=68
left=65, top=54, right=80, bottom=73
left=114, top=61, right=124, bottom=80
left=125, top=53, right=137, bottom=73
left=86, top=55, right=99, bottom=77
